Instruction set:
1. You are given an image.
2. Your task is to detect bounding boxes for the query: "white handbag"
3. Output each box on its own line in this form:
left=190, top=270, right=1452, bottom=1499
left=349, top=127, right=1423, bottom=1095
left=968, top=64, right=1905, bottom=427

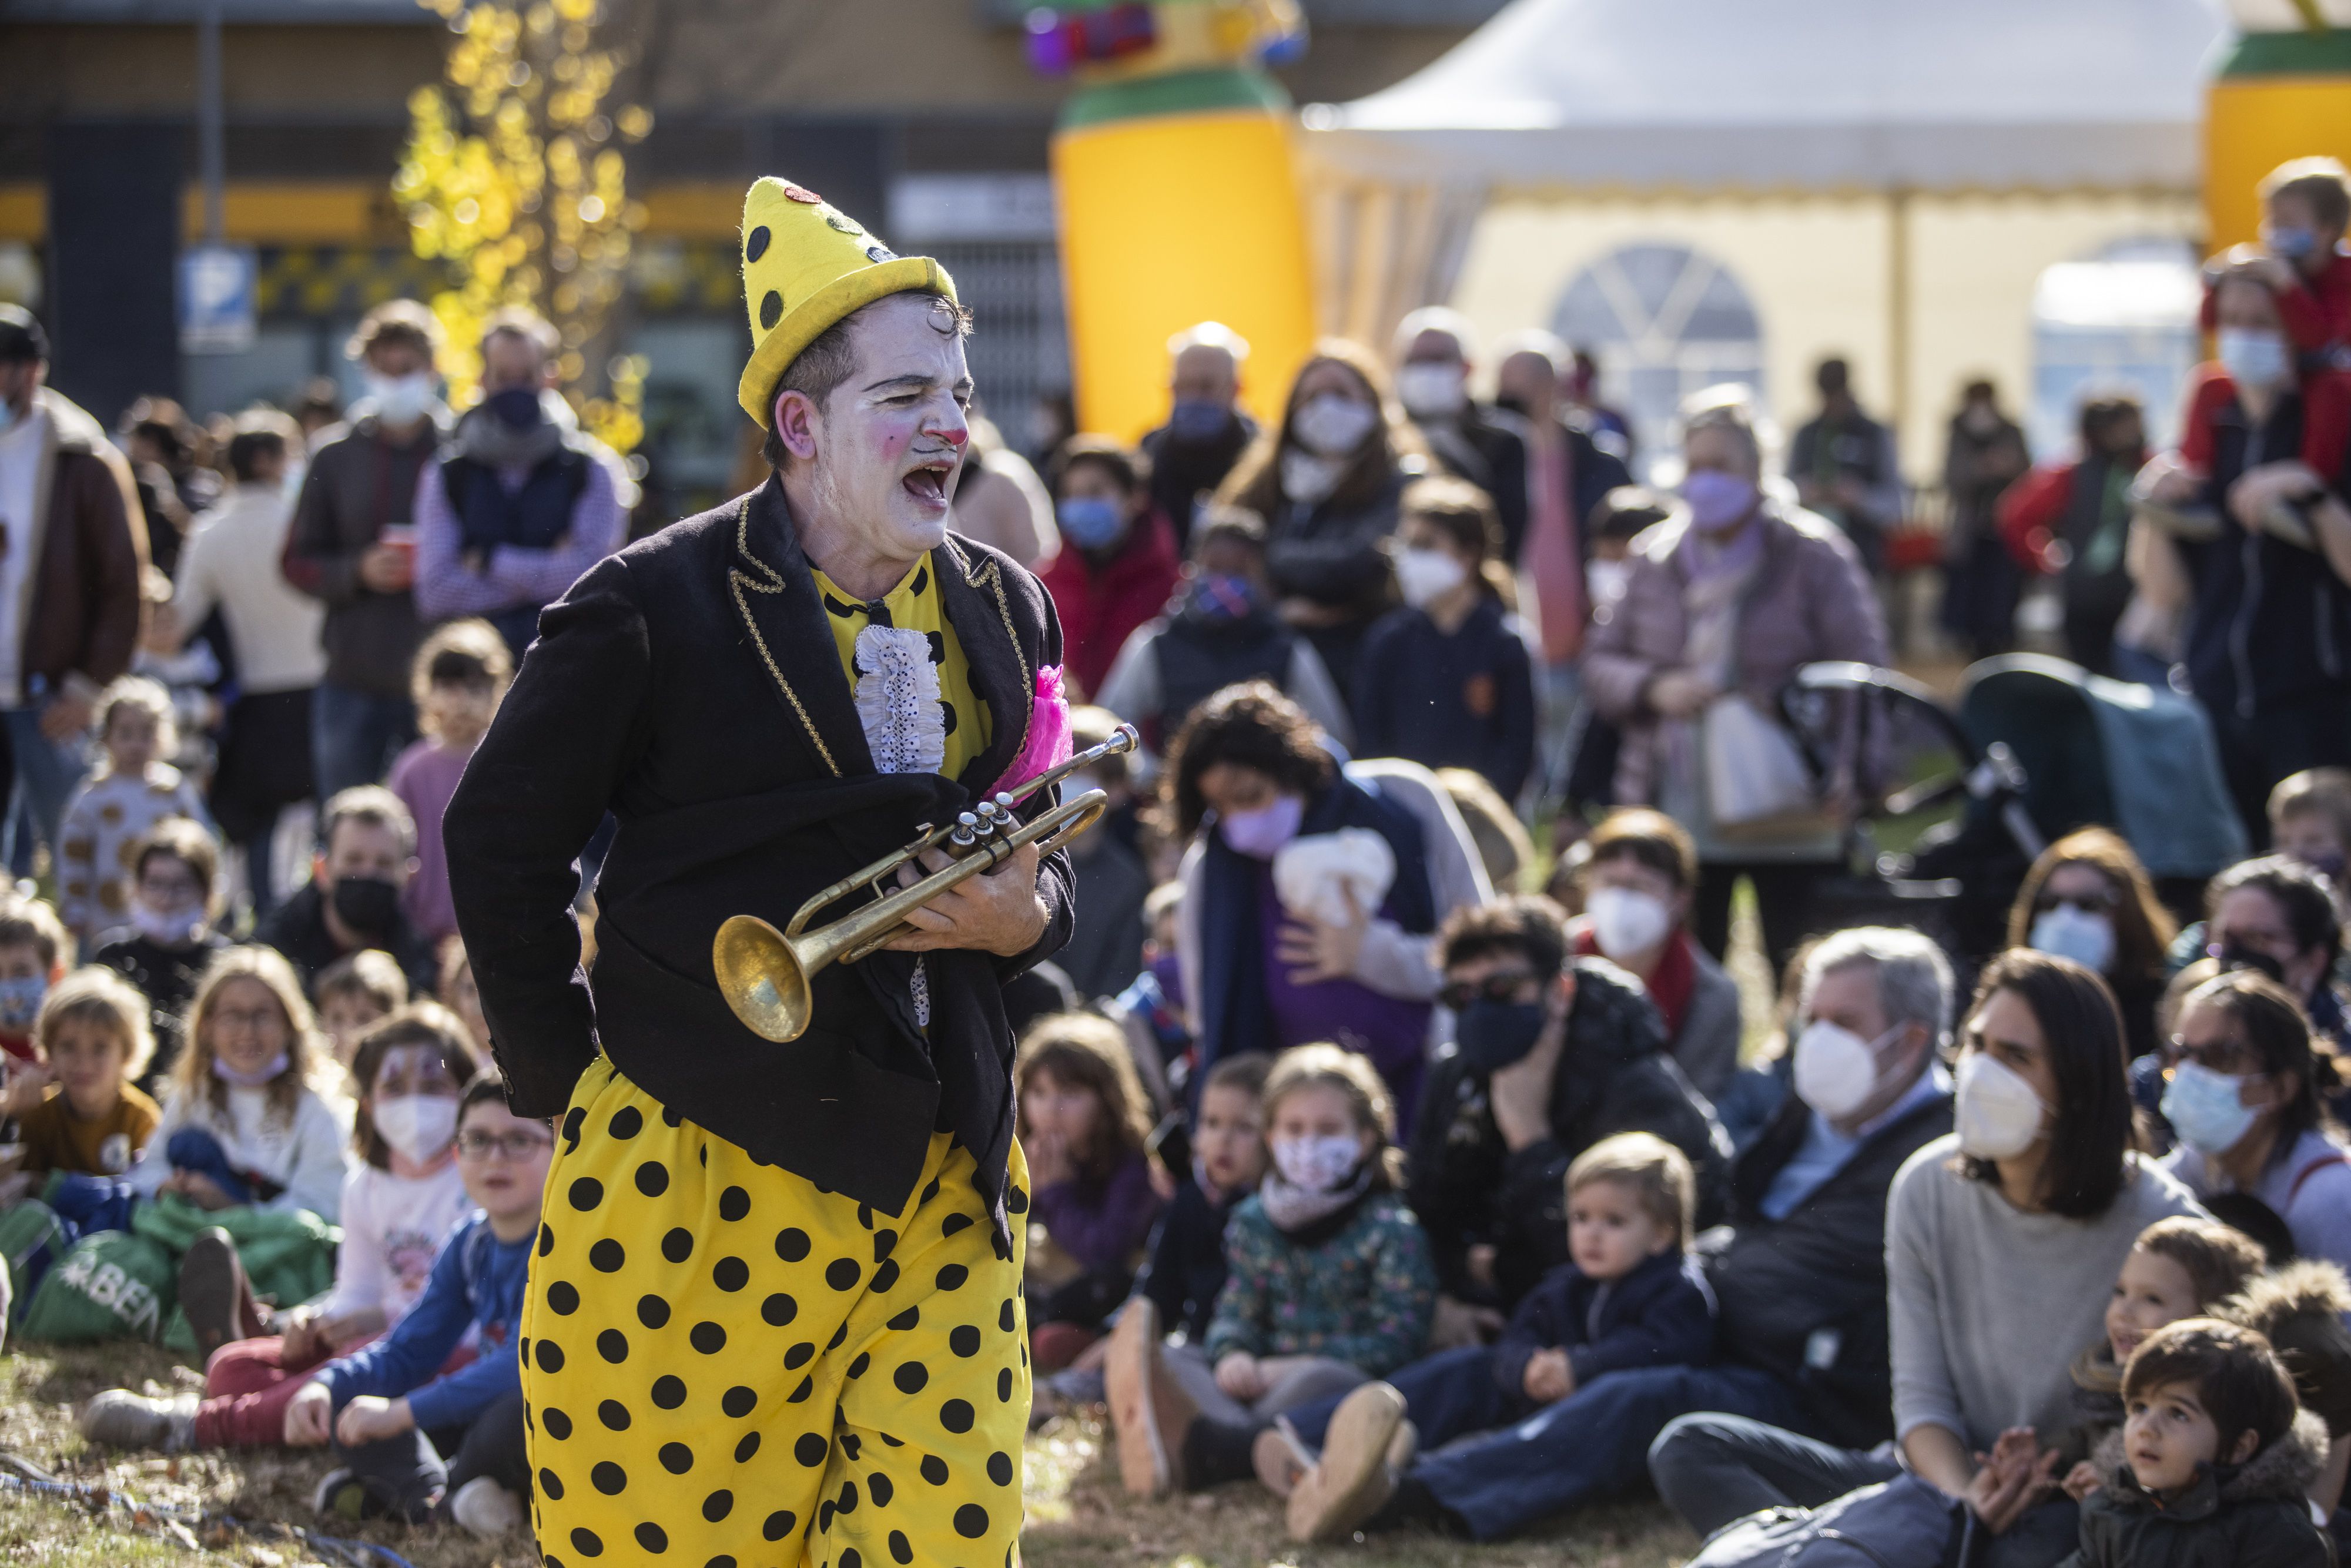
left=1701, top=693, right=1827, bottom=836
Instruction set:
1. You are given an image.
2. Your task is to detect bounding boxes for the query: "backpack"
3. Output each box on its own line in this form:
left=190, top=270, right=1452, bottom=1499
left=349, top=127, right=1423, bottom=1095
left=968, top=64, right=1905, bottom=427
left=1688, top=1475, right=1970, bottom=1568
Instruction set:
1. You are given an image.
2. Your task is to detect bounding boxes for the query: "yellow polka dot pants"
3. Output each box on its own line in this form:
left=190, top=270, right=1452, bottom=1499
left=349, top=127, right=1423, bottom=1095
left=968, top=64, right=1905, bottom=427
left=521, top=1057, right=1031, bottom=1567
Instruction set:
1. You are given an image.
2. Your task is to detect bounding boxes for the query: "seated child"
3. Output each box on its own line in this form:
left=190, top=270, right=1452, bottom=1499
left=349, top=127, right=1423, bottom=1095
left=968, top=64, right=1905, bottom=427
left=1264, top=1133, right=1714, bottom=1543
left=7, top=968, right=162, bottom=1181
left=1108, top=1043, right=1436, bottom=1497
left=280, top=1072, right=544, bottom=1536
left=1131, top=1051, right=1271, bottom=1348
left=77, top=1004, right=478, bottom=1448
left=89, top=817, right=230, bottom=1091
left=56, top=676, right=209, bottom=946
left=124, top=946, right=352, bottom=1227
left=1019, top=1012, right=1165, bottom=1371
left=2061, top=1318, right=2333, bottom=1568
left=387, top=620, right=511, bottom=947
left=2056, top=1216, right=2269, bottom=1494
left=315, top=949, right=408, bottom=1074
left=0, top=897, right=71, bottom=1064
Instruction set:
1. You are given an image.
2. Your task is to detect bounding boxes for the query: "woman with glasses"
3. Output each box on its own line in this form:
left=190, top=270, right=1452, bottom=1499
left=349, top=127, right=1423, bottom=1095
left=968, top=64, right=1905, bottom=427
left=2007, top=827, right=2178, bottom=1063
left=2158, top=968, right=2351, bottom=1269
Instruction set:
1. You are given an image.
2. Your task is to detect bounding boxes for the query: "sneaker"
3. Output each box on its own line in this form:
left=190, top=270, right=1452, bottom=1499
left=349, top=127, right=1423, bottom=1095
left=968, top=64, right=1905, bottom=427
left=1103, top=1299, right=1196, bottom=1497
left=178, top=1229, right=256, bottom=1363
left=1285, top=1382, right=1406, bottom=1543
left=76, top=1389, right=197, bottom=1450
left=312, top=1467, right=391, bottom=1522
left=449, top=1476, right=525, bottom=1538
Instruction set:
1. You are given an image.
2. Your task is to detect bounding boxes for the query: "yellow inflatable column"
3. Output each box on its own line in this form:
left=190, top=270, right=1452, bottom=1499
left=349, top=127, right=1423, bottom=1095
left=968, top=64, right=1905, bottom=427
left=1053, top=68, right=1318, bottom=440
left=2206, top=25, right=2351, bottom=250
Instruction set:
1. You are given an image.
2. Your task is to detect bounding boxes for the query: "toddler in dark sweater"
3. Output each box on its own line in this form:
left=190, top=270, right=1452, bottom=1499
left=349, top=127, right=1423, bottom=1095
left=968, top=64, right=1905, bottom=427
left=1135, top=1052, right=1271, bottom=1343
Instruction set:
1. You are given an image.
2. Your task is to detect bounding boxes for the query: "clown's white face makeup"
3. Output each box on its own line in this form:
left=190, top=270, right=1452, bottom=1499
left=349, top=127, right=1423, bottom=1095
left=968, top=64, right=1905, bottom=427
left=776, top=292, right=973, bottom=600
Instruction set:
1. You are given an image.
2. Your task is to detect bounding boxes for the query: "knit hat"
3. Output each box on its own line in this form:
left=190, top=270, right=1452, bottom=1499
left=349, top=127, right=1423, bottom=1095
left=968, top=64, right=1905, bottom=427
left=735, top=176, right=959, bottom=428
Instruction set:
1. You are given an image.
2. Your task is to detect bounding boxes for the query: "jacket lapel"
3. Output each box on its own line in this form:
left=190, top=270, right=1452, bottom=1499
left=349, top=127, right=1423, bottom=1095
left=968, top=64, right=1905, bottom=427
left=727, top=475, right=874, bottom=778
left=935, top=534, right=1032, bottom=799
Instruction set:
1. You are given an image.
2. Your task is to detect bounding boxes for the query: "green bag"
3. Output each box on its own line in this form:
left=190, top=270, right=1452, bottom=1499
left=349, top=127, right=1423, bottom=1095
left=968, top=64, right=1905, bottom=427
left=0, top=1200, right=69, bottom=1315
left=133, top=1195, right=341, bottom=1355
left=20, top=1229, right=175, bottom=1343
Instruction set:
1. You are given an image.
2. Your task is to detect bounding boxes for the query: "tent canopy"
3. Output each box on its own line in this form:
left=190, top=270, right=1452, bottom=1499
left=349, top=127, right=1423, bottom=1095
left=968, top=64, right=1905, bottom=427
left=1304, top=0, right=2229, bottom=193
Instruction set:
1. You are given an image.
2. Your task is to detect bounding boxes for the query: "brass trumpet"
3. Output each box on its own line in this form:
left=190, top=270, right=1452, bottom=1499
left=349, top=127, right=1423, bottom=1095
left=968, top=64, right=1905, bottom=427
left=712, top=723, right=1140, bottom=1042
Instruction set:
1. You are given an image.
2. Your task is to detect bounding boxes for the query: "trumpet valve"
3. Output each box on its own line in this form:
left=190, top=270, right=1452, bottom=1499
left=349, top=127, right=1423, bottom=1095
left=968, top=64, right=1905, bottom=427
left=950, top=811, right=980, bottom=848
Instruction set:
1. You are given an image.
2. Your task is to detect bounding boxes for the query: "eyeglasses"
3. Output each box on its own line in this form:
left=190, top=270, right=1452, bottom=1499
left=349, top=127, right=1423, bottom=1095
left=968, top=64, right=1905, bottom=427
left=1438, top=971, right=1539, bottom=1011
left=456, top=1129, right=554, bottom=1161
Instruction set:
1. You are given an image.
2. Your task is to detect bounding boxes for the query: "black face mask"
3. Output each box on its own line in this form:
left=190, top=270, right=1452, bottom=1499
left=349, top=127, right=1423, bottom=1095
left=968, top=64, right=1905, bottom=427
left=2215, top=943, right=2289, bottom=986
left=331, top=875, right=401, bottom=940
left=1455, top=999, right=1548, bottom=1076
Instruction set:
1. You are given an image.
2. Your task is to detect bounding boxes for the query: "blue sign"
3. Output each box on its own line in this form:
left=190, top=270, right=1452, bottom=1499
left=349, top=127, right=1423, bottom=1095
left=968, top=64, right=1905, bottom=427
left=179, top=244, right=257, bottom=354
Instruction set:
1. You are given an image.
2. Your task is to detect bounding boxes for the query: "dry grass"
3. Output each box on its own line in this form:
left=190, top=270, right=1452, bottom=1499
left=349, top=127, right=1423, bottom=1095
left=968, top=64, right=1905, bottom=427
left=0, top=1345, right=1697, bottom=1567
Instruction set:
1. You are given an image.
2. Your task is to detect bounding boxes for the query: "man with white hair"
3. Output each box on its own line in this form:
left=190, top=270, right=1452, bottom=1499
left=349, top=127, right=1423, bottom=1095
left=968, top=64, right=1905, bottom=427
left=1140, top=321, right=1257, bottom=548
left=1392, top=307, right=1532, bottom=563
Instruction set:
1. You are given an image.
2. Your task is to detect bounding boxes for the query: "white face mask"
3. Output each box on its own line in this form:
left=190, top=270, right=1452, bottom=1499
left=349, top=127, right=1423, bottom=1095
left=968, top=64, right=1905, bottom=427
left=1279, top=448, right=1349, bottom=505
left=1271, top=1133, right=1362, bottom=1193
left=366, top=371, right=436, bottom=426
left=2029, top=904, right=2116, bottom=975
left=1792, top=1019, right=1900, bottom=1121
left=1586, top=558, right=1632, bottom=606
left=2216, top=327, right=2292, bottom=392
left=1395, top=362, right=1469, bottom=421
left=373, top=1093, right=460, bottom=1165
left=1586, top=885, right=1673, bottom=962
left=1395, top=546, right=1469, bottom=608
left=1291, top=393, right=1380, bottom=458
left=1954, top=1051, right=2049, bottom=1161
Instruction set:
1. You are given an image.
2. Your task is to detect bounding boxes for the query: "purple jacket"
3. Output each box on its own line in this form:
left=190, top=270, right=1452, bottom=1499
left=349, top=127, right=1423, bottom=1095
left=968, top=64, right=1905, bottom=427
left=1583, top=501, right=1887, bottom=809
left=1032, top=1151, right=1162, bottom=1276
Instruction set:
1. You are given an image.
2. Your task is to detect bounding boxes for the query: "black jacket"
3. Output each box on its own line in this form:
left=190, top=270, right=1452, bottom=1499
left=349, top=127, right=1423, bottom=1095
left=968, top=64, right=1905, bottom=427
left=2061, top=1413, right=2335, bottom=1568
left=1489, top=1248, right=1717, bottom=1403
left=1424, top=405, right=1530, bottom=563
left=1704, top=1083, right=1954, bottom=1449
left=253, top=882, right=441, bottom=1003
left=1406, top=957, right=1732, bottom=1309
left=1134, top=1175, right=1245, bottom=1342
left=444, top=476, right=1074, bottom=1228
left=1353, top=597, right=1538, bottom=800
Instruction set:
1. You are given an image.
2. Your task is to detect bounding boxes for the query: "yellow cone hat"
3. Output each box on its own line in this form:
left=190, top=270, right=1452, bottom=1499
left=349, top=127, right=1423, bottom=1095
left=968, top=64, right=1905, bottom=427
left=735, top=176, right=959, bottom=427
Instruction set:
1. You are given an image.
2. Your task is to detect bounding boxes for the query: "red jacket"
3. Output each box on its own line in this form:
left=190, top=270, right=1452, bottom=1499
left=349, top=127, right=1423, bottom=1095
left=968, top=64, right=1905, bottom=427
left=2201, top=249, right=2351, bottom=363
left=1038, top=510, right=1181, bottom=699
left=2175, top=361, right=2351, bottom=478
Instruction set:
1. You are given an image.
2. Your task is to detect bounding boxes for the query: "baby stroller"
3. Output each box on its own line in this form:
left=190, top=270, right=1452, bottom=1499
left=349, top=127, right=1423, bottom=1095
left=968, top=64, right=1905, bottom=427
left=1779, top=654, right=2247, bottom=962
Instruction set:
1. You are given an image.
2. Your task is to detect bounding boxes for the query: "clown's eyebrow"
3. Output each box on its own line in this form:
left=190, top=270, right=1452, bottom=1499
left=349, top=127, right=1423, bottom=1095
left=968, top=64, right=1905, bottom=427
left=863, top=371, right=976, bottom=398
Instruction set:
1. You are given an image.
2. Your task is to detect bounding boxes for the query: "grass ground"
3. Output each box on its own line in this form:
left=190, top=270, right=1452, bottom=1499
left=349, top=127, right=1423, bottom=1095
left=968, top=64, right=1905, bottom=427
left=0, top=1341, right=1699, bottom=1567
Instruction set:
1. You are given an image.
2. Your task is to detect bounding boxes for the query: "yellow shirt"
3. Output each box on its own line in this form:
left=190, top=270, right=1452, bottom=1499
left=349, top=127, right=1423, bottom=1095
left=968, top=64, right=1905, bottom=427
left=811, top=556, right=990, bottom=782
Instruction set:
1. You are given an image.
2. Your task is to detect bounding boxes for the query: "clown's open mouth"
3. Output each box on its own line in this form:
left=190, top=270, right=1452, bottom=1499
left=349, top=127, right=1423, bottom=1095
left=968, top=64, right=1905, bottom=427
left=903, top=460, right=955, bottom=507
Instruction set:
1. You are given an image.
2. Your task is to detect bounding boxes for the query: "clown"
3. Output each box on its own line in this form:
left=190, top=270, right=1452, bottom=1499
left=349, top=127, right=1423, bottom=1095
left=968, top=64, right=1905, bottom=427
left=444, top=176, right=1071, bottom=1565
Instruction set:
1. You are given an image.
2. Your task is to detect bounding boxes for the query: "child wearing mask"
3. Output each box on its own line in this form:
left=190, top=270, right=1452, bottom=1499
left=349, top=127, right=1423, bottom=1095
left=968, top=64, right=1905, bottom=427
left=1353, top=477, right=1538, bottom=803
left=56, top=678, right=211, bottom=945
left=280, top=1073, right=544, bottom=1536
left=314, top=949, right=408, bottom=1073
left=91, top=818, right=230, bottom=1091
left=0, top=898, right=72, bottom=1064
left=123, top=946, right=352, bottom=1227
left=2061, top=1318, right=2333, bottom=1568
left=78, top=1004, right=477, bottom=1449
left=1037, top=438, right=1181, bottom=700
left=8, top=969, right=160, bottom=1180
left=387, top=619, right=511, bottom=947
left=1111, top=1043, right=1435, bottom=1497
left=1019, top=1013, right=1165, bottom=1371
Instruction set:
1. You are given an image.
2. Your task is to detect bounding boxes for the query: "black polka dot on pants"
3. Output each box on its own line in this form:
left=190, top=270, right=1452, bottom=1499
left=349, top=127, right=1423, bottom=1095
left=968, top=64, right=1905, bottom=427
left=521, top=1057, right=1030, bottom=1566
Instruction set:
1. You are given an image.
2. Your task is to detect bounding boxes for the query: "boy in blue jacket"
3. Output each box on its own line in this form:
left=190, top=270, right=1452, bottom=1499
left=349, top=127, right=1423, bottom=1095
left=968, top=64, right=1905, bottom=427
left=1270, top=1132, right=1716, bottom=1543
left=282, top=1073, right=548, bottom=1535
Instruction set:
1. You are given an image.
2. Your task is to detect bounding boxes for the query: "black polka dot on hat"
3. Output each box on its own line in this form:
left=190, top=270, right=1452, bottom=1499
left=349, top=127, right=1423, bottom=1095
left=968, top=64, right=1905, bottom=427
left=745, top=225, right=770, bottom=261
left=598, top=1399, right=631, bottom=1431
left=722, top=1383, right=757, bottom=1419
left=634, top=1523, right=668, bottom=1554
left=638, top=1294, right=671, bottom=1329
left=713, top=1256, right=749, bottom=1292
left=662, top=1227, right=694, bottom=1264
left=591, top=1460, right=627, bottom=1496
left=950, top=1325, right=980, bottom=1358
left=940, top=1398, right=974, bottom=1433
left=659, top=1441, right=694, bottom=1474
left=936, top=1263, right=968, bottom=1292
left=719, top=1185, right=751, bottom=1222
left=956, top=1503, right=990, bottom=1539
left=535, top=1339, right=565, bottom=1372
left=651, top=1375, right=686, bottom=1410
left=763, top=1509, right=798, bottom=1541
left=568, top=1177, right=602, bottom=1211
left=542, top=1406, right=573, bottom=1439
left=872, top=1259, right=900, bottom=1293
left=795, top=1432, right=829, bottom=1468
left=538, top=1222, right=555, bottom=1257
left=635, top=1161, right=669, bottom=1197
left=870, top=1471, right=895, bottom=1506
left=735, top=1430, right=761, bottom=1463
left=888, top=1305, right=920, bottom=1332
left=920, top=1454, right=949, bottom=1485
left=785, top=1341, right=816, bottom=1370
left=776, top=1227, right=811, bottom=1262
left=987, top=1450, right=1014, bottom=1486
left=609, top=1106, right=643, bottom=1140
left=894, top=1361, right=929, bottom=1393
left=889, top=1530, right=913, bottom=1564
left=827, top=1258, right=862, bottom=1291
left=762, top=1292, right=799, bottom=1326
left=866, top=244, right=896, bottom=263
left=539, top=1466, right=565, bottom=1500
left=761, top=292, right=783, bottom=330
left=547, top=1280, right=580, bottom=1315
left=590, top=1239, right=625, bottom=1272
left=569, top=1526, right=601, bottom=1556
left=691, top=1321, right=727, bottom=1354
left=597, top=1329, right=628, bottom=1363
left=702, top=1489, right=734, bottom=1522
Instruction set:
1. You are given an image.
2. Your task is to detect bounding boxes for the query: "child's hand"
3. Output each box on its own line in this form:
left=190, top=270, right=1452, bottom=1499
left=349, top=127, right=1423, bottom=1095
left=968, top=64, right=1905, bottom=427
left=2061, top=1460, right=2103, bottom=1503
left=334, top=1395, right=412, bottom=1448
left=1522, top=1348, right=1575, bottom=1405
left=277, top=1308, right=323, bottom=1363
left=283, top=1381, right=334, bottom=1447
left=1213, top=1352, right=1265, bottom=1400
left=1, top=1062, right=49, bottom=1117
left=1965, top=1428, right=2058, bottom=1535
left=1023, top=1129, right=1072, bottom=1191
left=169, top=1171, right=234, bottom=1211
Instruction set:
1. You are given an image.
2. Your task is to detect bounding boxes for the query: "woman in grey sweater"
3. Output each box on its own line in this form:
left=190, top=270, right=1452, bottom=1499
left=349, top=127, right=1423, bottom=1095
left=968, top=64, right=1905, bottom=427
left=1650, top=950, right=2203, bottom=1568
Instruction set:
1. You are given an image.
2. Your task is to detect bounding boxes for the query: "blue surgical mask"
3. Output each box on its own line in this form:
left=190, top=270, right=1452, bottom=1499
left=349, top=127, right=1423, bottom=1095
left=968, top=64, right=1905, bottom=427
left=0, top=975, right=45, bottom=1033
left=2161, top=1060, right=2260, bottom=1158
left=2265, top=224, right=2319, bottom=262
left=2218, top=327, right=2292, bottom=391
left=1190, top=572, right=1256, bottom=622
left=2029, top=904, right=2116, bottom=974
left=1167, top=399, right=1230, bottom=442
left=1056, top=495, right=1125, bottom=551
left=1682, top=468, right=1760, bottom=532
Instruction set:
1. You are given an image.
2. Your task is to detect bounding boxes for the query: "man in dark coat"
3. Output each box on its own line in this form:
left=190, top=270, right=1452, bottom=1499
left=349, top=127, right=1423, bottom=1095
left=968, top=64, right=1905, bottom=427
left=1138, top=322, right=1257, bottom=551
left=444, top=176, right=1070, bottom=1568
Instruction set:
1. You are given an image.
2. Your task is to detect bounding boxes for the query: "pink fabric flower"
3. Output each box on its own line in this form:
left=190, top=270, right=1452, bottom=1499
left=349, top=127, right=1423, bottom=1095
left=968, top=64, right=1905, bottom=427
left=991, top=664, right=1073, bottom=798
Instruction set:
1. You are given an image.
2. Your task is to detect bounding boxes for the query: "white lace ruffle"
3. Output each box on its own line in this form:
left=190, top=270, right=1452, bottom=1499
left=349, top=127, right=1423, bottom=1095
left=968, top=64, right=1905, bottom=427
left=852, top=624, right=946, bottom=776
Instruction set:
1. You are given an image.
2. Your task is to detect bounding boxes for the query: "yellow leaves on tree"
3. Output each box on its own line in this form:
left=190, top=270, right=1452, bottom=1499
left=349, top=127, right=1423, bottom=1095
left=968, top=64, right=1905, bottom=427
left=397, top=0, right=651, bottom=453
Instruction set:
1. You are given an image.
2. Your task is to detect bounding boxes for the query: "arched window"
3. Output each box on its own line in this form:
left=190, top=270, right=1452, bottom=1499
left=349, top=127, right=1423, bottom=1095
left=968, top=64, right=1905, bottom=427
left=2029, top=237, right=2200, bottom=460
left=1551, top=242, right=1765, bottom=482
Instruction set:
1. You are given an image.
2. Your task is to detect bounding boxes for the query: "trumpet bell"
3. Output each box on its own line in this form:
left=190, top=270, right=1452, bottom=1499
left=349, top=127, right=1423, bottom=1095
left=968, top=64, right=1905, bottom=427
left=713, top=914, right=815, bottom=1043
